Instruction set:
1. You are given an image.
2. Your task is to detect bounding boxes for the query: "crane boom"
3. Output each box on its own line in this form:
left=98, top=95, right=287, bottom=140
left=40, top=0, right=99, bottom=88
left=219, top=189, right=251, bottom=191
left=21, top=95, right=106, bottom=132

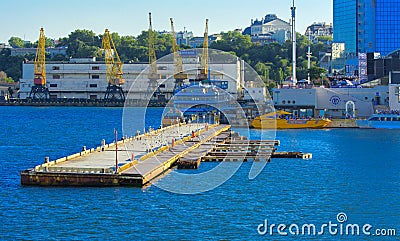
left=199, top=19, right=209, bottom=80
left=170, top=18, right=188, bottom=81
left=102, top=29, right=125, bottom=86
left=34, top=28, right=46, bottom=86
left=148, top=12, right=161, bottom=80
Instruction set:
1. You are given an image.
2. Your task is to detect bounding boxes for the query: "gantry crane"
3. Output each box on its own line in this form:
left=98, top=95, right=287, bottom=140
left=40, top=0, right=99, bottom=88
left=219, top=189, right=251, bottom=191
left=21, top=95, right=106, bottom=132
left=147, top=12, right=162, bottom=104
left=29, top=28, right=50, bottom=100
left=170, top=18, right=188, bottom=92
left=102, top=29, right=125, bottom=102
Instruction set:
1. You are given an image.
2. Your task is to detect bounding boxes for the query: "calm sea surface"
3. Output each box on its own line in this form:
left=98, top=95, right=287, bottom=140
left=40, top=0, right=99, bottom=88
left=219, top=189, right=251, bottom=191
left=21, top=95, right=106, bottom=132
left=0, top=107, right=399, bottom=240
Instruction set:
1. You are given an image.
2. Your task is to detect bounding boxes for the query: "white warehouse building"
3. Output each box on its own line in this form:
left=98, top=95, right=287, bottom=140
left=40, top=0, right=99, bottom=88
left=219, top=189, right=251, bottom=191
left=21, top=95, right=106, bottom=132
left=389, top=72, right=400, bottom=110
left=19, top=57, right=248, bottom=102
left=272, top=85, right=389, bottom=118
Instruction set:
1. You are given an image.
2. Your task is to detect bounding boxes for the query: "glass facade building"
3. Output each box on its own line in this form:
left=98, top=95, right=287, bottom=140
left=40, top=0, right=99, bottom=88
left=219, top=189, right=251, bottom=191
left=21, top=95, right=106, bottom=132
left=333, top=0, right=357, bottom=53
left=375, top=0, right=400, bottom=55
left=334, top=0, right=400, bottom=56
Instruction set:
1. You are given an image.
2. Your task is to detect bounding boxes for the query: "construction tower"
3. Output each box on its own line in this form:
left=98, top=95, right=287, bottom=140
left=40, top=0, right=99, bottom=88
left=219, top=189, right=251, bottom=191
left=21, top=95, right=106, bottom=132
left=102, top=29, right=125, bottom=102
left=198, top=19, right=209, bottom=81
left=170, top=18, right=188, bottom=93
left=147, top=12, right=163, bottom=104
left=29, top=28, right=49, bottom=100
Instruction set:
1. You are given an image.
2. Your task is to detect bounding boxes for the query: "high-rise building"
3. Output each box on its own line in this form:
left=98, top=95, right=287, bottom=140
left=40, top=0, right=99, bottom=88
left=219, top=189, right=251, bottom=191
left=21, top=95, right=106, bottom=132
left=333, top=0, right=400, bottom=78
left=374, top=0, right=400, bottom=55
left=333, top=0, right=357, bottom=54
left=334, top=0, right=400, bottom=56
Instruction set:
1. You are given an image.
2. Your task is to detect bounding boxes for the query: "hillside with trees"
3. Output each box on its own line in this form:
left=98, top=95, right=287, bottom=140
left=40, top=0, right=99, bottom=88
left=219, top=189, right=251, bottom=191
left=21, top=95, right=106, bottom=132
left=0, top=29, right=330, bottom=88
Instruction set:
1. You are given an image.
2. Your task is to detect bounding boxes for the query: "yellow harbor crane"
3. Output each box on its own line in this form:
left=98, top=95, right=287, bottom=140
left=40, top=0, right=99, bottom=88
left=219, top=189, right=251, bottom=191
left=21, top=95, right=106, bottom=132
left=102, top=29, right=125, bottom=102
left=148, top=13, right=161, bottom=82
left=29, top=27, right=49, bottom=99
left=199, top=19, right=209, bottom=81
left=147, top=12, right=163, bottom=104
left=170, top=18, right=188, bottom=90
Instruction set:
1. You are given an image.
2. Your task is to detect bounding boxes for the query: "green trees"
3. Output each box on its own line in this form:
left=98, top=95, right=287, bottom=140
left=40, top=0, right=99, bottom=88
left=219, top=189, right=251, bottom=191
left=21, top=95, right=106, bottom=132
left=210, top=31, right=252, bottom=56
left=8, top=37, right=24, bottom=48
left=66, top=29, right=101, bottom=58
left=211, top=31, right=329, bottom=84
left=0, top=49, right=27, bottom=82
left=134, top=30, right=173, bottom=61
left=115, top=35, right=138, bottom=62
left=0, top=71, right=13, bottom=83
left=53, top=29, right=174, bottom=62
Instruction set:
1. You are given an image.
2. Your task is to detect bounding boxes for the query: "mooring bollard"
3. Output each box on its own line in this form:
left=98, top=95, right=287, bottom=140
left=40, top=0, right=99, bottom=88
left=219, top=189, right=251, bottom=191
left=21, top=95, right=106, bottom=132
left=101, top=139, right=106, bottom=151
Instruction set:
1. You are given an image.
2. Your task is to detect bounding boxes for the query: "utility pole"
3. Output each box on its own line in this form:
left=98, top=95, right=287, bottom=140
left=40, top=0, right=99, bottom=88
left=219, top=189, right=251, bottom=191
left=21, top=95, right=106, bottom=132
left=114, top=129, right=118, bottom=173
left=307, top=29, right=312, bottom=83
left=291, top=0, right=297, bottom=86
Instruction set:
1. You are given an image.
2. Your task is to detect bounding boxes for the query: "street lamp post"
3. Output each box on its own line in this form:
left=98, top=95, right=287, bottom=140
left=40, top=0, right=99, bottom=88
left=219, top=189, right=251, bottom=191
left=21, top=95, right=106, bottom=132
left=196, top=114, right=199, bottom=131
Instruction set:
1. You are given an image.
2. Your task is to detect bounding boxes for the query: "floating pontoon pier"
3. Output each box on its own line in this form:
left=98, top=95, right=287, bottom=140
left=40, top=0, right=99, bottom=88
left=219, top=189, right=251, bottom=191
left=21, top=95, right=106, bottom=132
left=20, top=123, right=311, bottom=187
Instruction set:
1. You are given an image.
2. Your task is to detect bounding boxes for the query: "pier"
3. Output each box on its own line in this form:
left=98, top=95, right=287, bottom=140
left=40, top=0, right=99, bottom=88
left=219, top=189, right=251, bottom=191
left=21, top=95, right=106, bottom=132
left=20, top=123, right=311, bottom=187
left=21, top=123, right=227, bottom=186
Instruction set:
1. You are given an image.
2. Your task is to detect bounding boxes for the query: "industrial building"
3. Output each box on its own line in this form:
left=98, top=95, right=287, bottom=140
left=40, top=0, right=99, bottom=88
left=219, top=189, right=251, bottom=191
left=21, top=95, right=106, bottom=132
left=11, top=47, right=68, bottom=58
left=272, top=85, right=389, bottom=118
left=17, top=57, right=396, bottom=119
left=389, top=72, right=400, bottom=110
left=19, top=57, right=250, bottom=104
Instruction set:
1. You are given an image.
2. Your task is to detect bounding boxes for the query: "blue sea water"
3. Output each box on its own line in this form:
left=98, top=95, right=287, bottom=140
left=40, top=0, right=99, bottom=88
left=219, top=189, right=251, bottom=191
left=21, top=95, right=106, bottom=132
left=0, top=107, right=399, bottom=240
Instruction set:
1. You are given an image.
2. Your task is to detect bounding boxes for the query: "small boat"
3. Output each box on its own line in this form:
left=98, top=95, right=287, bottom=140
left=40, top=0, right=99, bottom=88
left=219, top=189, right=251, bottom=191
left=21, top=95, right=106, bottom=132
left=356, top=112, right=400, bottom=129
left=251, top=110, right=331, bottom=129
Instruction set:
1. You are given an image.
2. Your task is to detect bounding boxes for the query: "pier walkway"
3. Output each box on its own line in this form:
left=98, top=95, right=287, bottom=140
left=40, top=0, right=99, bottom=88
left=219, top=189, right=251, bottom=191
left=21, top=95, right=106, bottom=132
left=121, top=125, right=230, bottom=184
left=42, top=123, right=207, bottom=173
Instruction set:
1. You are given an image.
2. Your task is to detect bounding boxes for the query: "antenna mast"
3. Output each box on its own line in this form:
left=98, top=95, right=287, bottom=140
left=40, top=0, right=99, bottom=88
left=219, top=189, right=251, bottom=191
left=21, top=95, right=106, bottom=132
left=291, top=0, right=297, bottom=86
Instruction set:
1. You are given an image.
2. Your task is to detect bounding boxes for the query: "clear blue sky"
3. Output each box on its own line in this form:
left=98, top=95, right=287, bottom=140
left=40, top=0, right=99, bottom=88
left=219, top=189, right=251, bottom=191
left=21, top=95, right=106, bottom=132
left=0, top=0, right=332, bottom=43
